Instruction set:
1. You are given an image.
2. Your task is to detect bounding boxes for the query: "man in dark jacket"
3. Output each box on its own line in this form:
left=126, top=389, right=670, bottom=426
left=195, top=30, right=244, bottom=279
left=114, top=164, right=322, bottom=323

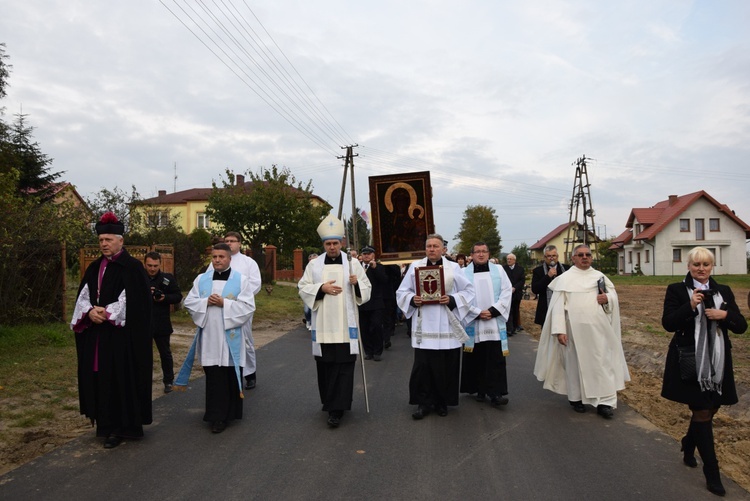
left=503, top=253, right=525, bottom=335
left=358, top=246, right=389, bottom=361
left=70, top=212, right=152, bottom=449
left=531, top=245, right=567, bottom=327
left=145, top=251, right=182, bottom=393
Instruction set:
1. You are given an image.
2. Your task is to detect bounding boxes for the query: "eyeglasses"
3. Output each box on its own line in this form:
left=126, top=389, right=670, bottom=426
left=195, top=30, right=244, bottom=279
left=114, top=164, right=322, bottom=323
left=575, top=253, right=592, bottom=257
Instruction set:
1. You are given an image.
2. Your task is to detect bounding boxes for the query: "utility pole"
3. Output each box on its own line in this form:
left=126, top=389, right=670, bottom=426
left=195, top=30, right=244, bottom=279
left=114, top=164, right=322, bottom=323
left=564, top=155, right=599, bottom=263
left=336, top=144, right=359, bottom=250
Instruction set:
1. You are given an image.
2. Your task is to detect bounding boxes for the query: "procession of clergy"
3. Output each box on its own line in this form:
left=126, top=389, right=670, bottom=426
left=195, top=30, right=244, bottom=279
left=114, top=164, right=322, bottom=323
left=72, top=211, right=627, bottom=444
left=297, top=214, right=626, bottom=425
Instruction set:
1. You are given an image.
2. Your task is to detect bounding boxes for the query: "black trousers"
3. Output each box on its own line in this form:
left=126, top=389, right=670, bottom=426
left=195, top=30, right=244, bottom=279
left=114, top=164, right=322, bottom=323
left=203, top=366, right=243, bottom=423
left=153, top=334, right=174, bottom=384
left=460, top=341, right=508, bottom=396
left=315, top=344, right=356, bottom=412
left=359, top=308, right=385, bottom=356
left=509, top=295, right=522, bottom=331
left=409, top=347, right=461, bottom=407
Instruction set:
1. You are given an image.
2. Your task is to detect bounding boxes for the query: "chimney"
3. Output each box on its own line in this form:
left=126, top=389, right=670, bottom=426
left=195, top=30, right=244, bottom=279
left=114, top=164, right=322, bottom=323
left=668, top=195, right=678, bottom=206
left=236, top=174, right=245, bottom=186
left=158, top=190, right=166, bottom=197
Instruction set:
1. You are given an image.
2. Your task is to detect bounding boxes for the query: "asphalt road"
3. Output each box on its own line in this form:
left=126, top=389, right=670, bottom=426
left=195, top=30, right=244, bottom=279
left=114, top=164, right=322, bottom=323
left=1, top=323, right=748, bottom=500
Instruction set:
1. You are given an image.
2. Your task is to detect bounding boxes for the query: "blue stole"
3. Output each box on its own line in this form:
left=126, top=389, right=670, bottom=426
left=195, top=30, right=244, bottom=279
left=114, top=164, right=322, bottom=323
left=463, top=263, right=509, bottom=355
left=174, top=270, right=245, bottom=398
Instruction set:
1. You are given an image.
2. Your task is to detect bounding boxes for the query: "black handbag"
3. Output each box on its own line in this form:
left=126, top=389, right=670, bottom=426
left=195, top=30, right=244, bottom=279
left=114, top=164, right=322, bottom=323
left=677, top=344, right=696, bottom=382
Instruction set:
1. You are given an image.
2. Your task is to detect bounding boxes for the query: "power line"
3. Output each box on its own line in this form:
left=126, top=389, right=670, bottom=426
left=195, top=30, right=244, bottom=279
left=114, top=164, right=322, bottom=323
left=159, top=0, right=354, bottom=157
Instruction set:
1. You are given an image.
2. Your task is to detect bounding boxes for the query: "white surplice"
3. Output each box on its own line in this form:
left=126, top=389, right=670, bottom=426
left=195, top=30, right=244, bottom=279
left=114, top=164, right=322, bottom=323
left=184, top=271, right=256, bottom=367
left=298, top=254, right=371, bottom=355
left=208, top=253, right=261, bottom=373
left=396, top=259, right=474, bottom=350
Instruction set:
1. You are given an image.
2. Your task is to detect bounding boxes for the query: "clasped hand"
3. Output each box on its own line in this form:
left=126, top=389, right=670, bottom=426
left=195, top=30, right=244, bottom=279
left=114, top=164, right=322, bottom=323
left=207, top=293, right=224, bottom=307
left=322, top=277, right=355, bottom=296
left=88, top=306, right=108, bottom=324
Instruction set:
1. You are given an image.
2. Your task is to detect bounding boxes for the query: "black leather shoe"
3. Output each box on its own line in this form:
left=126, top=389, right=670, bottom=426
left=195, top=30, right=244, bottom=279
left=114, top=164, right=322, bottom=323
left=327, top=413, right=341, bottom=428
left=245, top=376, right=256, bottom=390
left=412, top=405, right=430, bottom=420
left=164, top=383, right=173, bottom=394
left=104, top=435, right=122, bottom=449
left=597, top=405, right=614, bottom=419
left=364, top=354, right=373, bottom=360
left=436, top=405, right=448, bottom=417
left=570, top=401, right=586, bottom=413
left=475, top=393, right=486, bottom=402
left=211, top=421, right=227, bottom=433
left=490, top=395, right=509, bottom=406
left=384, top=341, right=392, bottom=349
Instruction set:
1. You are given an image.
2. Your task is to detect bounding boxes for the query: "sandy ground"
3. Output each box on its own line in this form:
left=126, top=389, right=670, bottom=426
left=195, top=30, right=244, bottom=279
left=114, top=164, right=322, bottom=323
left=2, top=284, right=750, bottom=492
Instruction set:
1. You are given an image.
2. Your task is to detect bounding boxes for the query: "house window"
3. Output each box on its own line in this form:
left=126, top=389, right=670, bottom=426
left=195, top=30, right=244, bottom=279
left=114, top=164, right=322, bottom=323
left=696, top=219, right=705, bottom=240
left=148, top=211, right=168, bottom=227
left=197, top=212, right=210, bottom=229
left=708, top=248, right=718, bottom=266
left=673, top=249, right=682, bottom=262
left=645, top=250, right=650, bottom=263
left=709, top=218, right=720, bottom=232
left=628, top=251, right=632, bottom=264
left=634, top=223, right=642, bottom=236
left=679, top=219, right=690, bottom=232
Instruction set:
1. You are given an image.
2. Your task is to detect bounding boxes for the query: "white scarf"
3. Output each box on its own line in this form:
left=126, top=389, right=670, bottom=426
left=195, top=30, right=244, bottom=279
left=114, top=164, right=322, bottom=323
left=688, top=280, right=725, bottom=394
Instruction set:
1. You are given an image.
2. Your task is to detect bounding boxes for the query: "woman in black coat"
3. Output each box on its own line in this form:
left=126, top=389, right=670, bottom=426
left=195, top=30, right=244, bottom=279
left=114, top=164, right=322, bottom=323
left=662, top=247, right=747, bottom=496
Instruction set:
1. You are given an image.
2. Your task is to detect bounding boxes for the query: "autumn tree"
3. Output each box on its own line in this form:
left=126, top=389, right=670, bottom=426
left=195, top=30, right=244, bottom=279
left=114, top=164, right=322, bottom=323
left=206, top=165, right=331, bottom=258
left=454, top=205, right=502, bottom=257
left=508, top=243, right=533, bottom=268
left=0, top=45, right=88, bottom=323
left=86, top=185, right=142, bottom=233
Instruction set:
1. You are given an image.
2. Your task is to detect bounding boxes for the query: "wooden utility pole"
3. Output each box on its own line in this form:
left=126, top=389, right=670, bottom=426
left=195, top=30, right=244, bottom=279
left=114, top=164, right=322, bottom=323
left=336, top=144, right=359, bottom=250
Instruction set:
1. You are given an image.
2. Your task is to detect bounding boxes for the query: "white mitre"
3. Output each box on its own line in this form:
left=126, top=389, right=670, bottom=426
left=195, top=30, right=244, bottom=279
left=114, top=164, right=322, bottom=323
left=317, top=213, right=345, bottom=241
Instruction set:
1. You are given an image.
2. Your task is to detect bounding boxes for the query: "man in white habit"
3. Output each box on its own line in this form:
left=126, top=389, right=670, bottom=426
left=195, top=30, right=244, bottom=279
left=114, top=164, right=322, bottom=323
left=207, top=231, right=262, bottom=390
left=533, top=244, right=630, bottom=419
left=176, top=243, right=256, bottom=433
left=397, top=233, right=474, bottom=420
left=298, top=214, right=371, bottom=428
left=460, top=241, right=513, bottom=407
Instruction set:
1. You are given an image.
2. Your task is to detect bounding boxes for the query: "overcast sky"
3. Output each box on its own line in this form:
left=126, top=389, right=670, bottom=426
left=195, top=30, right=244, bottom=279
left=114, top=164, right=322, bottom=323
left=3, top=1, right=749, bottom=253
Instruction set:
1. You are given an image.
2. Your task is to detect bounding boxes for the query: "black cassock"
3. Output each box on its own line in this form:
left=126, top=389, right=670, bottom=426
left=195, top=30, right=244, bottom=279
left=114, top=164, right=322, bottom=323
left=74, top=249, right=152, bottom=438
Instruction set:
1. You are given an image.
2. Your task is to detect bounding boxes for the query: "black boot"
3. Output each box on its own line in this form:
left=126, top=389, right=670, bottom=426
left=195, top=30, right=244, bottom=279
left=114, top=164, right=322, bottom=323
left=693, top=420, right=725, bottom=496
left=681, top=421, right=698, bottom=468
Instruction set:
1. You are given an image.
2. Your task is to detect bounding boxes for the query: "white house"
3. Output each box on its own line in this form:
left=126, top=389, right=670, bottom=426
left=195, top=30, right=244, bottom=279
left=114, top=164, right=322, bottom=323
left=610, top=191, right=750, bottom=276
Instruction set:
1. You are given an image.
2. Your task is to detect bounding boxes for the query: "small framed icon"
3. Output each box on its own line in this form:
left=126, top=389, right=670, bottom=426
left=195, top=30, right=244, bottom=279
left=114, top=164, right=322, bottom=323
left=415, top=265, right=445, bottom=304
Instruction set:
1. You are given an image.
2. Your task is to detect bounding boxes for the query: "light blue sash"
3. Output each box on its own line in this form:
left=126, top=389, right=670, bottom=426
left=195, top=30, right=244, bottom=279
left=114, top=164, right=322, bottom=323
left=463, top=263, right=508, bottom=355
left=174, top=270, right=245, bottom=397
